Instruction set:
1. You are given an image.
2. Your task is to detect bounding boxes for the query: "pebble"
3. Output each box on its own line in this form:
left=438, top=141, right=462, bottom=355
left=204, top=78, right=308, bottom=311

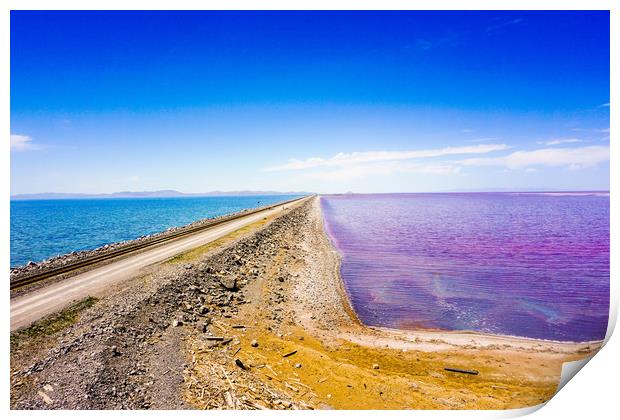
left=251, top=339, right=259, bottom=347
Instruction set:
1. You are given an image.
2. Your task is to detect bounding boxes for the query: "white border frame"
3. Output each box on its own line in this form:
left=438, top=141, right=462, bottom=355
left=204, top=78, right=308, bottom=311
left=2, top=2, right=616, bottom=419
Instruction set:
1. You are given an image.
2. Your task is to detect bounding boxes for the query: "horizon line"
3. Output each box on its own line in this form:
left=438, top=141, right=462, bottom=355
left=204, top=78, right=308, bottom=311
left=10, top=188, right=610, bottom=200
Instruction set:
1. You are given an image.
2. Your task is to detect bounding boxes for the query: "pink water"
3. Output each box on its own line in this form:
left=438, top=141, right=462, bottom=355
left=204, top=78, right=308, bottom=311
left=321, top=193, right=609, bottom=342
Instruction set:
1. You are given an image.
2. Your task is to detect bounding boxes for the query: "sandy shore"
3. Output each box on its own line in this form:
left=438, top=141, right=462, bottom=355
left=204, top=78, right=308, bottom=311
left=10, top=196, right=601, bottom=410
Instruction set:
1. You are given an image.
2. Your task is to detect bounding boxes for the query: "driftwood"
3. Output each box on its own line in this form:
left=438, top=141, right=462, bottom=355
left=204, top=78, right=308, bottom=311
left=444, top=367, right=479, bottom=375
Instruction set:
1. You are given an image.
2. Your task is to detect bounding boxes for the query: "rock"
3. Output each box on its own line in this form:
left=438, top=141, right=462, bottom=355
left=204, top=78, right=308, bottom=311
left=172, top=320, right=183, bottom=327
left=197, top=305, right=209, bottom=315
left=37, top=390, right=53, bottom=405
left=220, top=277, right=237, bottom=291
left=294, top=363, right=302, bottom=369
left=111, top=346, right=121, bottom=356
left=250, top=339, right=259, bottom=347
left=372, top=363, right=380, bottom=369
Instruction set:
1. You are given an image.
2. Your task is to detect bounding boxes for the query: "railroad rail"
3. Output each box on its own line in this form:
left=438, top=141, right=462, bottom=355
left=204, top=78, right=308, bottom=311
left=10, top=195, right=311, bottom=291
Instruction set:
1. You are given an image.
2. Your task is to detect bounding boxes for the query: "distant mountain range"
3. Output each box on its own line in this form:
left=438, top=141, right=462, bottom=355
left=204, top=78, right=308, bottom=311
left=10, top=190, right=313, bottom=201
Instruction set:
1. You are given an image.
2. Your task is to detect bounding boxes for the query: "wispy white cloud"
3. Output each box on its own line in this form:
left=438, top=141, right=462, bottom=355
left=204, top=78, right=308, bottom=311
left=10, top=134, right=40, bottom=152
left=536, top=138, right=582, bottom=146
left=303, top=162, right=461, bottom=182
left=570, top=127, right=610, bottom=133
left=486, top=18, right=524, bottom=34
left=412, top=32, right=460, bottom=52
left=470, top=137, right=500, bottom=143
left=458, top=145, right=609, bottom=170
left=265, top=143, right=509, bottom=172
left=598, top=102, right=610, bottom=108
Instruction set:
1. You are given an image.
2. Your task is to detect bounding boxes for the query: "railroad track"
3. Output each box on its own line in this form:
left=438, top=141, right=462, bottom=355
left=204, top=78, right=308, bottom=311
left=10, top=195, right=311, bottom=291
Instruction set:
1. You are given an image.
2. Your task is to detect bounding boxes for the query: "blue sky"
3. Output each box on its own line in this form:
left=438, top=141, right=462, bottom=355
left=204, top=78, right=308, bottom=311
left=10, top=11, right=610, bottom=194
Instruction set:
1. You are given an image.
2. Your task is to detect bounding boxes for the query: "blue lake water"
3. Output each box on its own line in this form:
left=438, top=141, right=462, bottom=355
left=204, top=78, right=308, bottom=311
left=321, top=193, right=610, bottom=342
left=10, top=195, right=299, bottom=267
